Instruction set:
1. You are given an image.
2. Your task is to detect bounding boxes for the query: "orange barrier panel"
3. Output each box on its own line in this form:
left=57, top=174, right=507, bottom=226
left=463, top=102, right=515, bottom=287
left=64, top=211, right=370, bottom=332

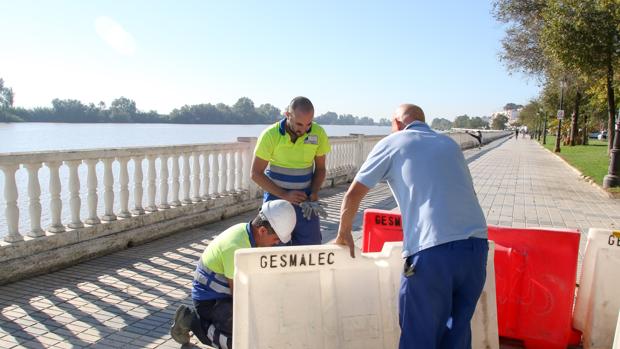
left=361, top=209, right=582, bottom=348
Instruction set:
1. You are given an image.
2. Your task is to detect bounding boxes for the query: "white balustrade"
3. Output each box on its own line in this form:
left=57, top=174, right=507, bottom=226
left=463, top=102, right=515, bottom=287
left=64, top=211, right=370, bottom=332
left=101, top=158, right=117, bottom=221
left=212, top=152, right=220, bottom=196
left=132, top=156, right=145, bottom=215
left=24, top=163, right=44, bottom=237
left=170, top=155, right=181, bottom=207
left=159, top=155, right=170, bottom=209
left=221, top=151, right=229, bottom=194
left=85, top=159, right=100, bottom=225
left=201, top=152, right=210, bottom=199
left=145, top=155, right=158, bottom=212
left=3, top=133, right=495, bottom=244
left=118, top=157, right=132, bottom=218
left=1, top=165, right=22, bottom=242
left=46, top=161, right=65, bottom=233
left=234, top=150, right=242, bottom=192
left=66, top=160, right=84, bottom=228
left=192, top=152, right=202, bottom=202
left=182, top=153, right=192, bottom=204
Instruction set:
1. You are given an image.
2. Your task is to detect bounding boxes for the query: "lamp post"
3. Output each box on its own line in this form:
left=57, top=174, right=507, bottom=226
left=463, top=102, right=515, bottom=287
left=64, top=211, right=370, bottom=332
left=554, top=79, right=567, bottom=153
left=603, top=108, right=620, bottom=188
left=542, top=108, right=548, bottom=145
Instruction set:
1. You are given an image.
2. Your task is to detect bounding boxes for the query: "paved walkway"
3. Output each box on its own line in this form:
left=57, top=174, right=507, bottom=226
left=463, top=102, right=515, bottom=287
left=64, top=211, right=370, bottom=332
left=1, top=136, right=618, bottom=348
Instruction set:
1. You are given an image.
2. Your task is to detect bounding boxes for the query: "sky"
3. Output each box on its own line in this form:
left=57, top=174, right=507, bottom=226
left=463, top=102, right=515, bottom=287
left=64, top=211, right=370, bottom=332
left=0, top=0, right=541, bottom=122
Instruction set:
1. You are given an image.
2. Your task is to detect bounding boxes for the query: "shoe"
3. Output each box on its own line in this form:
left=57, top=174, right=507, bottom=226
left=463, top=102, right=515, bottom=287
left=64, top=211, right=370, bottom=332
left=171, top=305, right=193, bottom=344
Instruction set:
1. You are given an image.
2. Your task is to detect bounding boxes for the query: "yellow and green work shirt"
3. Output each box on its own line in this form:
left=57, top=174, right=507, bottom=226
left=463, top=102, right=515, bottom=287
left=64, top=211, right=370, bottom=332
left=191, top=222, right=256, bottom=301
left=254, top=119, right=331, bottom=200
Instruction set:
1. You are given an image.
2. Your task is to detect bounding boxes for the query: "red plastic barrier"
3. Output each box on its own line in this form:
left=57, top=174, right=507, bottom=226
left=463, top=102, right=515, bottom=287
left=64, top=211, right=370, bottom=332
left=361, top=209, right=582, bottom=349
left=489, top=225, right=582, bottom=349
left=361, top=209, right=403, bottom=253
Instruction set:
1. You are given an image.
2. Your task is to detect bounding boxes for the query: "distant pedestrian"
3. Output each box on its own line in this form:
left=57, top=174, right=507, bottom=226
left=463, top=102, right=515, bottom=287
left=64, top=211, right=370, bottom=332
left=515, top=128, right=519, bottom=139
left=466, top=130, right=483, bottom=149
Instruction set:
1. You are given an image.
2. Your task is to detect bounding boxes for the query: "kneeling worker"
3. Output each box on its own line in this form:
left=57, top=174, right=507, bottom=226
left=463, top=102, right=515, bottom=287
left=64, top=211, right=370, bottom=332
left=170, top=200, right=296, bottom=348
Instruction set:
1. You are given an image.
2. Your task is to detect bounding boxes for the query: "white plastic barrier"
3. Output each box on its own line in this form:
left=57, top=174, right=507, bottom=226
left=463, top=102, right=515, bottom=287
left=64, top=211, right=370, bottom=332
left=233, top=241, right=498, bottom=349
left=573, top=228, right=620, bottom=349
left=614, top=310, right=620, bottom=349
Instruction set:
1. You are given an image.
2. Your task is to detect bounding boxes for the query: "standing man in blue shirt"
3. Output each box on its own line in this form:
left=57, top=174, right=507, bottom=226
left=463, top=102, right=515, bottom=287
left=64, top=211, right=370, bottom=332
left=335, top=104, right=488, bottom=349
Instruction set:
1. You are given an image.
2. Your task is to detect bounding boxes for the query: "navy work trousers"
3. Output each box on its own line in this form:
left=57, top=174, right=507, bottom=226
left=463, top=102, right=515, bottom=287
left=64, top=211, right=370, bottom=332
left=399, top=238, right=488, bottom=349
left=190, top=298, right=233, bottom=349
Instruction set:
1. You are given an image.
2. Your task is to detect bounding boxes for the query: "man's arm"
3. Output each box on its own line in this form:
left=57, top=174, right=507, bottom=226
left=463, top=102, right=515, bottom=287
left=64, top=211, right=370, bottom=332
left=228, top=278, right=234, bottom=294
left=335, top=180, right=370, bottom=258
left=250, top=156, right=307, bottom=204
left=309, top=155, right=327, bottom=201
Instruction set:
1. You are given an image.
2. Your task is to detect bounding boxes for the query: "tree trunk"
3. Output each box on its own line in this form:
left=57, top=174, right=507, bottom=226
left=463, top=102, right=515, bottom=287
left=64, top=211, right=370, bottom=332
left=582, top=113, right=588, bottom=145
left=570, top=91, right=581, bottom=146
left=607, top=62, right=616, bottom=154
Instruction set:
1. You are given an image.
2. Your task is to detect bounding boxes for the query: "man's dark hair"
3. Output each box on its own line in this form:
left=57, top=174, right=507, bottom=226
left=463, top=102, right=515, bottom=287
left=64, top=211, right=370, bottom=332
left=288, top=96, right=314, bottom=114
left=252, top=211, right=276, bottom=235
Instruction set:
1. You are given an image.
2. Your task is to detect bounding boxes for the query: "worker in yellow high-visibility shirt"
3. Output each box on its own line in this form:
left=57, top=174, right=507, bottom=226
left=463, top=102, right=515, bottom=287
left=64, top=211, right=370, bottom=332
left=251, top=96, right=331, bottom=245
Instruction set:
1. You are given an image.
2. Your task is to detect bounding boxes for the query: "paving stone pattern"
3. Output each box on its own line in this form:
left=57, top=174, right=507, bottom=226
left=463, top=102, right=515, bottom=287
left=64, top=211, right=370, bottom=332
left=1, top=135, right=617, bottom=348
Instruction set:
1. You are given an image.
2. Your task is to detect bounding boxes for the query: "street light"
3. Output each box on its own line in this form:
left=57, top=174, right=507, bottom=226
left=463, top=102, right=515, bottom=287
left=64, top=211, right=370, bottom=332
left=554, top=79, right=567, bottom=153
left=603, top=108, right=620, bottom=188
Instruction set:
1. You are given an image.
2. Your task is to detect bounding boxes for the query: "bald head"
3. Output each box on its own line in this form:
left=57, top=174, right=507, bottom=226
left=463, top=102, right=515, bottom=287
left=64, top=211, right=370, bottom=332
left=392, top=104, right=425, bottom=132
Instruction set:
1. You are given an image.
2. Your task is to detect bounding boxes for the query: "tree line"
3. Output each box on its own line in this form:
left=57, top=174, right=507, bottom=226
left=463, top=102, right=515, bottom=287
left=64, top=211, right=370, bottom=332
left=0, top=81, right=390, bottom=126
left=493, top=0, right=619, bottom=150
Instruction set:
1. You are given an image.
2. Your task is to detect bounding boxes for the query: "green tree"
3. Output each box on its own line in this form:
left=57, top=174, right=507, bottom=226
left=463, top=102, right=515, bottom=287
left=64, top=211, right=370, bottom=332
left=110, top=97, right=137, bottom=122
left=541, top=0, right=620, bottom=152
left=469, top=117, right=489, bottom=129
left=256, top=103, right=281, bottom=123
left=453, top=115, right=471, bottom=128
left=492, top=115, right=510, bottom=130
left=431, top=117, right=453, bottom=130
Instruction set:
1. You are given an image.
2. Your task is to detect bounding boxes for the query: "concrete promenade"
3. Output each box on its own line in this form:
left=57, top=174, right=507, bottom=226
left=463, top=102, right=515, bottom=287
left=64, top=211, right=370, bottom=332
left=1, top=136, right=618, bottom=348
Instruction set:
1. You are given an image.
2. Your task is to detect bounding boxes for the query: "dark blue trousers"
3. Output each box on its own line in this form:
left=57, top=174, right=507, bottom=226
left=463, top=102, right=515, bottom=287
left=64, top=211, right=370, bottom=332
left=399, top=238, right=488, bottom=349
left=264, top=193, right=322, bottom=245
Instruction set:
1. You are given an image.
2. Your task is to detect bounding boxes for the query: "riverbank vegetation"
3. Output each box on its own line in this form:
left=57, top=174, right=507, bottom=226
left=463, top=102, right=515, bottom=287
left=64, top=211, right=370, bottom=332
left=0, top=81, right=390, bottom=126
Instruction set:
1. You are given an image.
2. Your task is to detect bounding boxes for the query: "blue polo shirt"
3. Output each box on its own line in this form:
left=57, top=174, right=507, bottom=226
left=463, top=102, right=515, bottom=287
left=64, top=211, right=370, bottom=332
left=354, top=121, right=487, bottom=258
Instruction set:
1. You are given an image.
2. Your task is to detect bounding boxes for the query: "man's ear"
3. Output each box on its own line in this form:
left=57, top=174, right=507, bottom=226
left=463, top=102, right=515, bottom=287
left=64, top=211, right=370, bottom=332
left=257, top=226, right=269, bottom=237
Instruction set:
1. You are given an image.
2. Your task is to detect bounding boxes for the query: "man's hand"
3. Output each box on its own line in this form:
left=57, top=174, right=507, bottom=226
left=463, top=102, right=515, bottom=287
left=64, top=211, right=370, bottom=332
left=282, top=190, right=307, bottom=205
left=335, top=232, right=356, bottom=258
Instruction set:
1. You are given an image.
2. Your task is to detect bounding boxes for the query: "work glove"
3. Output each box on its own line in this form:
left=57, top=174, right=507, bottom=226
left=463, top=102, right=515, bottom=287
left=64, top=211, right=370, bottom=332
left=299, top=201, right=328, bottom=220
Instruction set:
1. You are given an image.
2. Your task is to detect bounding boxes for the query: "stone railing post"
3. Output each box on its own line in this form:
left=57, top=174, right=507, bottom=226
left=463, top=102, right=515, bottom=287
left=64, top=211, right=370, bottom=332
left=212, top=151, right=221, bottom=197
left=159, top=155, right=170, bottom=209
left=181, top=153, right=192, bottom=204
left=1, top=164, right=23, bottom=242
left=24, top=163, right=44, bottom=237
left=221, top=151, right=229, bottom=195
left=170, top=155, right=181, bottom=207
left=132, top=156, right=145, bottom=215
left=145, top=155, right=158, bottom=212
left=192, top=152, right=202, bottom=202
left=46, top=161, right=65, bottom=233
left=66, top=160, right=84, bottom=228
left=118, top=157, right=132, bottom=218
left=201, top=152, right=211, bottom=199
left=238, top=137, right=260, bottom=198
left=84, top=159, right=100, bottom=225
left=101, top=158, right=117, bottom=221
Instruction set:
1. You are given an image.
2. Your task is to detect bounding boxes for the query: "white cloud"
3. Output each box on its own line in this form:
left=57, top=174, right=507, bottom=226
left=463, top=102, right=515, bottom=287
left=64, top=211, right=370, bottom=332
left=94, top=16, right=136, bottom=56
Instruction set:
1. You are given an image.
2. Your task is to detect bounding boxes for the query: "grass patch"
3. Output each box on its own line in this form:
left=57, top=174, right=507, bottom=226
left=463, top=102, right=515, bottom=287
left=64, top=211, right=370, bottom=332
left=540, top=136, right=609, bottom=186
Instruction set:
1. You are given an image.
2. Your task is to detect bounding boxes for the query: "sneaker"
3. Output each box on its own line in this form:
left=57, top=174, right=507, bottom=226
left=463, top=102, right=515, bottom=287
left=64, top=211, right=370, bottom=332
left=170, top=305, right=193, bottom=344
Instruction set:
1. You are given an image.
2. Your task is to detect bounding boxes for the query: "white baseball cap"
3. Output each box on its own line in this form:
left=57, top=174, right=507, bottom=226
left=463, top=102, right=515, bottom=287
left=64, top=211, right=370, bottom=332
left=260, top=200, right=296, bottom=243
